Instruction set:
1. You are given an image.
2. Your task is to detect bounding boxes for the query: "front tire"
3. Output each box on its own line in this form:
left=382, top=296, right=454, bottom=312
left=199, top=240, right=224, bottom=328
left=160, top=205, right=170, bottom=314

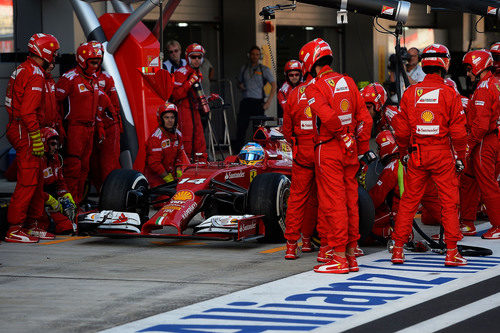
left=99, top=169, right=149, bottom=217
left=247, top=173, right=290, bottom=242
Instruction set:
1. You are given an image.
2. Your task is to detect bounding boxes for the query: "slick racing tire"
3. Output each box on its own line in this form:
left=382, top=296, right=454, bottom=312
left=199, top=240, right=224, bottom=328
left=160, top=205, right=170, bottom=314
left=358, top=185, right=375, bottom=241
left=247, top=173, right=290, bottom=242
left=311, top=185, right=375, bottom=246
left=100, top=169, right=149, bottom=217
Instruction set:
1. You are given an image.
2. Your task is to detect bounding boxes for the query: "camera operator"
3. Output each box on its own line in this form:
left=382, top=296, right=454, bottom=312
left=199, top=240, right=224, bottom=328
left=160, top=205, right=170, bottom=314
left=387, top=47, right=425, bottom=103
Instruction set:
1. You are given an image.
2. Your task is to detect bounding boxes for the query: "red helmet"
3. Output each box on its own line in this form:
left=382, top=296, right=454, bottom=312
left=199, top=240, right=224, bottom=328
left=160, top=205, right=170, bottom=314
left=421, top=44, right=450, bottom=70
left=185, top=43, right=205, bottom=60
left=462, top=50, right=493, bottom=76
left=376, top=130, right=398, bottom=160
left=28, top=33, right=60, bottom=64
left=491, top=42, right=500, bottom=72
left=41, top=127, right=60, bottom=152
left=157, top=102, right=178, bottom=127
left=361, top=83, right=387, bottom=112
left=299, top=38, right=333, bottom=76
left=76, top=41, right=104, bottom=72
left=444, top=78, right=459, bottom=94
left=284, top=60, right=302, bottom=75
left=490, top=42, right=500, bottom=56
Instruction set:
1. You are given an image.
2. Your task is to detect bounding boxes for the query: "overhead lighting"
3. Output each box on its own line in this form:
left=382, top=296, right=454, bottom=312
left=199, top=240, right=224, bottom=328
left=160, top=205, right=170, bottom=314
left=305, top=26, right=314, bottom=31
left=177, top=22, right=188, bottom=27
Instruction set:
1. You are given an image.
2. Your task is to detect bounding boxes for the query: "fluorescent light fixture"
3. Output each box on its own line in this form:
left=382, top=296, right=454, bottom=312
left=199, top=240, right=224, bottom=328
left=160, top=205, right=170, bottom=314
left=305, top=26, right=314, bottom=31
left=177, top=22, right=188, bottom=27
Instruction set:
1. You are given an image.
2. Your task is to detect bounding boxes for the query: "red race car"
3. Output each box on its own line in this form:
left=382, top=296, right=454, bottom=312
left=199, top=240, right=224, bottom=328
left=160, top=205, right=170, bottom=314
left=78, top=124, right=374, bottom=242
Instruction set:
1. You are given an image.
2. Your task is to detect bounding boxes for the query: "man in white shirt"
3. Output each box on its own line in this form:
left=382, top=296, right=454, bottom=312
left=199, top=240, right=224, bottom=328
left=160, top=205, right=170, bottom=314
left=163, top=40, right=187, bottom=74
left=406, top=47, right=426, bottom=85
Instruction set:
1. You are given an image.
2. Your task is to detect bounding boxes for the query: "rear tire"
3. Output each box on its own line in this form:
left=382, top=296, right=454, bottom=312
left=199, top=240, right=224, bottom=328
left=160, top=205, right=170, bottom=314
left=99, top=169, right=149, bottom=216
left=247, top=173, right=290, bottom=242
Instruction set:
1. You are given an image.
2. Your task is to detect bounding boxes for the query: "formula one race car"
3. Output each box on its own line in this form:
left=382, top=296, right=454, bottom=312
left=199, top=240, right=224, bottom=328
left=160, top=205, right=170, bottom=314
left=78, top=124, right=374, bottom=242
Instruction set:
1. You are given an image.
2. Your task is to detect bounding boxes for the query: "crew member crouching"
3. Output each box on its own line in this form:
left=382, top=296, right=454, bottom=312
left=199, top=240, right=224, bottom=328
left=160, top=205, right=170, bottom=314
left=144, top=103, right=190, bottom=188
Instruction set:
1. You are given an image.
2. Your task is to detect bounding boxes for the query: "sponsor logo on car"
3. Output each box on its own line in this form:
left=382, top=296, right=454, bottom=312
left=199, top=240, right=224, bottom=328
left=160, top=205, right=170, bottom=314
left=172, top=190, right=194, bottom=201
left=181, top=203, right=197, bottom=219
left=238, top=221, right=257, bottom=233
left=225, top=171, right=245, bottom=180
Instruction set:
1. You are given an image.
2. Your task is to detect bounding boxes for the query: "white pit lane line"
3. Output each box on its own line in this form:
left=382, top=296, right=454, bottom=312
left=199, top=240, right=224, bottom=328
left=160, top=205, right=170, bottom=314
left=102, top=225, right=500, bottom=333
left=395, top=292, right=500, bottom=333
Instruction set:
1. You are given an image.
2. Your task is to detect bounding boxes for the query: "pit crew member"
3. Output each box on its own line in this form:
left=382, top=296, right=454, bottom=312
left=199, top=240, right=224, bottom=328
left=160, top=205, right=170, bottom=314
left=55, top=41, right=105, bottom=205
left=171, top=43, right=208, bottom=161
left=144, top=103, right=190, bottom=187
left=91, top=45, right=123, bottom=190
left=277, top=60, right=302, bottom=121
left=460, top=50, right=500, bottom=239
left=39, top=127, right=76, bottom=234
left=4, top=33, right=60, bottom=243
left=300, top=38, right=373, bottom=273
left=282, top=66, right=317, bottom=259
left=390, top=44, right=468, bottom=266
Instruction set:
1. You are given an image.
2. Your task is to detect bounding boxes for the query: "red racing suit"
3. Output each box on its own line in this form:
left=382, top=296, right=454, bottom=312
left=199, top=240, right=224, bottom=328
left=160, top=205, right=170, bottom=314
left=38, top=154, right=73, bottom=234
left=90, top=71, right=122, bottom=189
left=56, top=67, right=103, bottom=204
left=392, top=74, right=467, bottom=247
left=282, top=79, right=317, bottom=242
left=144, top=127, right=190, bottom=187
left=459, top=72, right=500, bottom=228
left=41, top=73, right=65, bottom=139
left=171, top=65, right=206, bottom=160
left=5, top=58, right=46, bottom=226
left=306, top=66, right=373, bottom=252
left=277, top=81, right=293, bottom=119
left=369, top=159, right=400, bottom=239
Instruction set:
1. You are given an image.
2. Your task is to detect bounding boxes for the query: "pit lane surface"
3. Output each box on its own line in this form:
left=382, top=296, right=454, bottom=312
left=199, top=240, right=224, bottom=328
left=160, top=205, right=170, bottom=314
left=0, top=222, right=498, bottom=333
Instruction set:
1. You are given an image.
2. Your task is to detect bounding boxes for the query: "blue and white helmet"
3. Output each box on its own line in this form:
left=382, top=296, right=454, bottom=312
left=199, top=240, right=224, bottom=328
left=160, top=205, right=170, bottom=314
left=238, top=142, right=265, bottom=165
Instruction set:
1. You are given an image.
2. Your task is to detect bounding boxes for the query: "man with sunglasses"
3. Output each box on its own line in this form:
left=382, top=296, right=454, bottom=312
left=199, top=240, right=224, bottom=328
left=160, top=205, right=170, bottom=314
left=4, top=33, right=60, bottom=243
left=171, top=43, right=208, bottom=161
left=277, top=60, right=302, bottom=122
left=55, top=41, right=105, bottom=206
left=163, top=40, right=187, bottom=74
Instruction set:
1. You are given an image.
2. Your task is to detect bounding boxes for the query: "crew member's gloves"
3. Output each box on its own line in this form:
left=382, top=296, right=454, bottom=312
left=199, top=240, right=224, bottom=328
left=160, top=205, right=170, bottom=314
left=97, top=124, right=106, bottom=144
left=401, top=154, right=409, bottom=167
left=340, top=133, right=355, bottom=154
left=187, top=73, right=199, bottom=87
left=163, top=173, right=174, bottom=183
left=176, top=169, right=183, bottom=179
left=46, top=194, right=62, bottom=212
left=63, top=193, right=76, bottom=206
left=29, top=130, right=44, bottom=157
left=358, top=150, right=377, bottom=165
left=455, top=159, right=465, bottom=174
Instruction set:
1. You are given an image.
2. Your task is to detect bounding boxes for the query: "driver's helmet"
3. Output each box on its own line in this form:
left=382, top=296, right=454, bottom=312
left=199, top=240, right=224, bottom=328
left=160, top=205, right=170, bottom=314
left=238, top=142, right=265, bottom=165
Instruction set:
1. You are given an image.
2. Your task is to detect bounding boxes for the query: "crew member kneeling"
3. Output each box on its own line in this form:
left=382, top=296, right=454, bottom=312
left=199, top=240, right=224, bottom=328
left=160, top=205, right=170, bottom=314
left=391, top=44, right=468, bottom=266
left=144, top=103, right=190, bottom=187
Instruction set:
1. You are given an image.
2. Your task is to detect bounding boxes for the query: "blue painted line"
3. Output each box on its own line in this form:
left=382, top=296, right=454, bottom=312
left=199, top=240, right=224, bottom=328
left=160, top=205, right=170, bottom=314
left=359, top=265, right=480, bottom=273
left=204, top=307, right=351, bottom=318
left=401, top=256, right=500, bottom=265
left=370, top=261, right=489, bottom=270
left=258, top=303, right=370, bottom=312
left=181, top=314, right=335, bottom=325
left=137, top=324, right=319, bottom=332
